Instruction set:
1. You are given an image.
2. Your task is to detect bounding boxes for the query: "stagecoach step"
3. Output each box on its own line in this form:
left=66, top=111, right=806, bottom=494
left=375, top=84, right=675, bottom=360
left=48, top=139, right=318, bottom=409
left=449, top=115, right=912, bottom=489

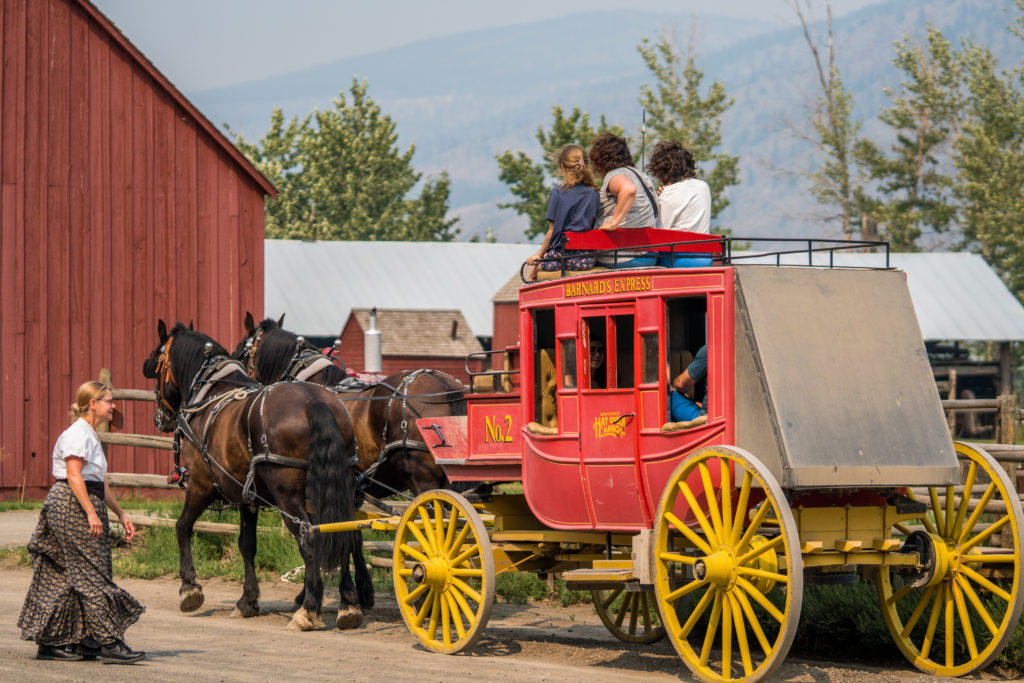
left=562, top=562, right=636, bottom=590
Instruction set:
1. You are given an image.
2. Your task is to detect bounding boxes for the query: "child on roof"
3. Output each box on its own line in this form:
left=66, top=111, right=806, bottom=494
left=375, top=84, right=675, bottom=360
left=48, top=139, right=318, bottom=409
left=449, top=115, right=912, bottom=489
left=526, top=144, right=599, bottom=280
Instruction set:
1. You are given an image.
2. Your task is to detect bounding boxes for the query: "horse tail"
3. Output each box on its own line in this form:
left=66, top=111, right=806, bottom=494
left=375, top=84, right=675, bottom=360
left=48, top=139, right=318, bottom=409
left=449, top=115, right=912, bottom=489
left=305, top=399, right=352, bottom=571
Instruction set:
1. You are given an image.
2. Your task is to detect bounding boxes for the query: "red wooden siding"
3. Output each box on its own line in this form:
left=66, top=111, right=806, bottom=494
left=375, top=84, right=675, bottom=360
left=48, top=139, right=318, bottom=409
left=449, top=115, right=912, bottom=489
left=0, top=0, right=272, bottom=496
left=491, top=301, right=520, bottom=367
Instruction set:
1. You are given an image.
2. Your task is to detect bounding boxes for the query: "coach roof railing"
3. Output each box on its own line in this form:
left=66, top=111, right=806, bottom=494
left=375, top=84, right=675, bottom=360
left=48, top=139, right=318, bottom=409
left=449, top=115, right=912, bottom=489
left=520, top=229, right=892, bottom=282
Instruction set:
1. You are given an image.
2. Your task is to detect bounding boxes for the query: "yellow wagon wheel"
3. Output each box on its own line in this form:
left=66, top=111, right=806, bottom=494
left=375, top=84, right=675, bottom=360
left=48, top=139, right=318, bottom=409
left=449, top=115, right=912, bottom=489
left=653, top=445, right=803, bottom=683
left=393, top=489, right=495, bottom=654
left=591, top=588, right=666, bottom=644
left=877, top=441, right=1024, bottom=676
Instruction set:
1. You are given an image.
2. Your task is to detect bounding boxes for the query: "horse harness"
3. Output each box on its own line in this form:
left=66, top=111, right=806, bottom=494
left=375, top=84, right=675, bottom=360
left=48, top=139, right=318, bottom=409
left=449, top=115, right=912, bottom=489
left=161, top=345, right=313, bottom=512
left=352, top=369, right=462, bottom=492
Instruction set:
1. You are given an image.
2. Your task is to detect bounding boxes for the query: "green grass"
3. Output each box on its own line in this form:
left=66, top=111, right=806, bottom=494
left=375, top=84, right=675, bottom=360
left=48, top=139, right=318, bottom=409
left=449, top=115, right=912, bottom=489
left=0, top=500, right=42, bottom=511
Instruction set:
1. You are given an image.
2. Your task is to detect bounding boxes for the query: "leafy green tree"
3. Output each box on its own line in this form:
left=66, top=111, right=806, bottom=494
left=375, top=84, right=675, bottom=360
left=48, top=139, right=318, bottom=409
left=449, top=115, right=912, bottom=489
left=637, top=30, right=739, bottom=219
left=854, top=28, right=963, bottom=251
left=954, top=37, right=1024, bottom=301
left=231, top=79, right=458, bottom=241
left=495, top=106, right=623, bottom=240
left=791, top=0, right=863, bottom=240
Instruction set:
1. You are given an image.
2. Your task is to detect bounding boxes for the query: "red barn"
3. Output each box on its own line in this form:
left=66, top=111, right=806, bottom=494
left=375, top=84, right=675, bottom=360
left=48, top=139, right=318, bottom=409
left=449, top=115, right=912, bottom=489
left=338, top=309, right=485, bottom=385
left=0, top=0, right=274, bottom=497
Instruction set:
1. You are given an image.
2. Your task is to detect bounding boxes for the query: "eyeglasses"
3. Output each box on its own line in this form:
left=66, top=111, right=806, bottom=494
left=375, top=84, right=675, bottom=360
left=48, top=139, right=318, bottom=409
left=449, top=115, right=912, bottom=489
left=97, top=397, right=116, bottom=405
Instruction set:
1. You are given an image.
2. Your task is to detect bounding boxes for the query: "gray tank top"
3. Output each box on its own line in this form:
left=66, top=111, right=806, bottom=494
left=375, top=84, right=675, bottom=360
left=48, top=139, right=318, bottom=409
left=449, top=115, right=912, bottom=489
left=598, top=167, right=661, bottom=229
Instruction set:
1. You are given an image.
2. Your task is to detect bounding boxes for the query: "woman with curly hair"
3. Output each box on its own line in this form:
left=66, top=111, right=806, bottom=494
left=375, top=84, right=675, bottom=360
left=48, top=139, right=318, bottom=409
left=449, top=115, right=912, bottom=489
left=588, top=132, right=661, bottom=267
left=525, top=144, right=599, bottom=279
left=19, top=381, right=146, bottom=664
left=648, top=140, right=711, bottom=233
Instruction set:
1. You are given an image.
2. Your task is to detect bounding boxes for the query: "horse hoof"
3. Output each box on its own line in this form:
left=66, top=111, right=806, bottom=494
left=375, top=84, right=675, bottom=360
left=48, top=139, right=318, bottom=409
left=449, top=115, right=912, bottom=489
left=231, top=604, right=260, bottom=619
left=287, top=607, right=323, bottom=631
left=178, top=589, right=204, bottom=613
left=336, top=606, right=363, bottom=630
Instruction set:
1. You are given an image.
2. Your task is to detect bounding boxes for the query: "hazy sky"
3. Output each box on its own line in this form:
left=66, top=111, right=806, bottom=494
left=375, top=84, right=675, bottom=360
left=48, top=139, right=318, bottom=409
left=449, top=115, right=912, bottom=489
left=91, top=0, right=884, bottom=92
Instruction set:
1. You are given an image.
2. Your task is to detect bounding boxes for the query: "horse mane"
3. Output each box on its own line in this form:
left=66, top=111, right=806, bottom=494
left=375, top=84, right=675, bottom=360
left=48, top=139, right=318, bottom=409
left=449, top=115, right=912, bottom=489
left=168, top=323, right=234, bottom=389
left=252, top=319, right=347, bottom=384
left=253, top=326, right=306, bottom=383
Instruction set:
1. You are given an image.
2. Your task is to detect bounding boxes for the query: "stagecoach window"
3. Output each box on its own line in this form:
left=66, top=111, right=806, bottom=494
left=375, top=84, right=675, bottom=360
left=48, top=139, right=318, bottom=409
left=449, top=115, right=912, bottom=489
left=613, top=314, right=635, bottom=389
left=560, top=339, right=576, bottom=388
left=640, top=333, right=658, bottom=385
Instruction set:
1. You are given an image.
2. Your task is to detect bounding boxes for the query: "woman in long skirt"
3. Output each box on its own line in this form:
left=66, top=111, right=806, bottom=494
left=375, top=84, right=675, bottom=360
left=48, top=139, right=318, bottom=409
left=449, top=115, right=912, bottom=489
left=18, top=381, right=146, bottom=663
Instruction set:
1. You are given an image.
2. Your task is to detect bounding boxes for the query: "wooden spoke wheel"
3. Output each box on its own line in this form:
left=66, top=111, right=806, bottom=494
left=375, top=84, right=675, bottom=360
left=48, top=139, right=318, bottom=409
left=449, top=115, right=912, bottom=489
left=877, top=442, right=1024, bottom=676
left=393, top=490, right=495, bottom=654
left=652, top=446, right=803, bottom=683
left=591, top=588, right=666, bottom=644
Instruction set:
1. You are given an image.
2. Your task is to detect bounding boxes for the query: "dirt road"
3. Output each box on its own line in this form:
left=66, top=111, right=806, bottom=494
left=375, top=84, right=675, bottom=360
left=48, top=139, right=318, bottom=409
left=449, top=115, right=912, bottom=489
left=0, top=560, right=983, bottom=683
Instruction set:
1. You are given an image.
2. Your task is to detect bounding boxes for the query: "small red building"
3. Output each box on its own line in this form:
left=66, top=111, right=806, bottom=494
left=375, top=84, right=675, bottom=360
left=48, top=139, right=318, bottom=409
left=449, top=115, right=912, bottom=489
left=337, top=309, right=485, bottom=384
left=0, top=0, right=274, bottom=497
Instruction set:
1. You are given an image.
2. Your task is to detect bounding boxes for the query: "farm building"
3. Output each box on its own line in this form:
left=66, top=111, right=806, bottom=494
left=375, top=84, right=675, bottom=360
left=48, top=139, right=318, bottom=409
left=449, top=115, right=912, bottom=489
left=0, top=0, right=273, bottom=497
left=337, top=309, right=485, bottom=384
left=264, top=239, right=535, bottom=348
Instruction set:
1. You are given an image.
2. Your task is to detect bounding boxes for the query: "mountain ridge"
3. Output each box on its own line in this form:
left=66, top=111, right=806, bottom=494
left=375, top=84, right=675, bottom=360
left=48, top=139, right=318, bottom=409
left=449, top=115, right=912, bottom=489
left=191, top=0, right=1020, bottom=242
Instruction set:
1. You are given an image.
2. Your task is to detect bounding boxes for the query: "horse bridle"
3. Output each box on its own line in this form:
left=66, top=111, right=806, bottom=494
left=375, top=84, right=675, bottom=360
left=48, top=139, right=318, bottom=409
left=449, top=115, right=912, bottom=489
left=152, top=335, right=180, bottom=418
left=240, top=328, right=266, bottom=378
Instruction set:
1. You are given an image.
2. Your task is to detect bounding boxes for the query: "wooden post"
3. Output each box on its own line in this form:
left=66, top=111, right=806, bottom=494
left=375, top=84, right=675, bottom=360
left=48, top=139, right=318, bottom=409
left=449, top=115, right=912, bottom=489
left=998, top=393, right=1018, bottom=547
left=98, top=369, right=113, bottom=457
left=946, top=369, right=957, bottom=436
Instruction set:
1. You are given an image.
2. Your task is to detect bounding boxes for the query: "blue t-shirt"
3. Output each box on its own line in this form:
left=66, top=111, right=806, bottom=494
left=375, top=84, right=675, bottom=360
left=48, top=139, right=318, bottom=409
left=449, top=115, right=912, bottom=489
left=689, top=345, right=708, bottom=407
left=545, top=184, right=599, bottom=250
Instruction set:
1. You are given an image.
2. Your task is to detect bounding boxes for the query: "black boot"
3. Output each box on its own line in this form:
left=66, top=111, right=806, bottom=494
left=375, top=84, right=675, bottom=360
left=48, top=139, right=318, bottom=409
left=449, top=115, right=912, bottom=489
left=36, top=644, right=84, bottom=661
left=99, top=640, right=146, bottom=664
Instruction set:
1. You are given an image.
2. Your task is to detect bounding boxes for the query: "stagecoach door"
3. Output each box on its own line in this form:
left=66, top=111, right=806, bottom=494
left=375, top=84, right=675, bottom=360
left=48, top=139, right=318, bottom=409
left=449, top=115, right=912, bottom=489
left=578, top=305, right=649, bottom=527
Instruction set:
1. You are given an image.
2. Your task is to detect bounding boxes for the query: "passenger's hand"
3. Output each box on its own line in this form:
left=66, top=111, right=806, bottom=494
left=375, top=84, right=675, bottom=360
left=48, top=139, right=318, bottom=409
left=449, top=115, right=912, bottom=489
left=597, top=222, right=618, bottom=231
left=120, top=513, right=136, bottom=541
left=526, top=253, right=540, bottom=265
left=86, top=511, right=103, bottom=539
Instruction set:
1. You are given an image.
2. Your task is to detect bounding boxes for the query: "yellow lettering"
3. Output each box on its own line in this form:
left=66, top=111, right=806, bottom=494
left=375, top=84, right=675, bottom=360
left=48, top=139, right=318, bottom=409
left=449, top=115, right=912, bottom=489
left=503, top=414, right=513, bottom=442
left=484, top=415, right=502, bottom=443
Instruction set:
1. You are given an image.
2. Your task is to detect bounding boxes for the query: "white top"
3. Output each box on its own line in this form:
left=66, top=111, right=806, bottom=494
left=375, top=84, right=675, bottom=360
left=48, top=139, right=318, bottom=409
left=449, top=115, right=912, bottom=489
left=51, top=418, right=107, bottom=482
left=659, top=178, right=711, bottom=233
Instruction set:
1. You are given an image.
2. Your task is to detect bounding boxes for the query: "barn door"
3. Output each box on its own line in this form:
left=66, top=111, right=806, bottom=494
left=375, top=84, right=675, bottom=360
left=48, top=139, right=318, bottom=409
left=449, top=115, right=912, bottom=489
left=578, top=304, right=648, bottom=527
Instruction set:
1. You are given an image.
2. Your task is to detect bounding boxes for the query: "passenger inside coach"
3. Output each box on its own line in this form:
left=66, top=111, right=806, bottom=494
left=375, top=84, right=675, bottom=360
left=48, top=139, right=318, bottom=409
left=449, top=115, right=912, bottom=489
left=664, top=297, right=709, bottom=430
left=588, top=336, right=607, bottom=389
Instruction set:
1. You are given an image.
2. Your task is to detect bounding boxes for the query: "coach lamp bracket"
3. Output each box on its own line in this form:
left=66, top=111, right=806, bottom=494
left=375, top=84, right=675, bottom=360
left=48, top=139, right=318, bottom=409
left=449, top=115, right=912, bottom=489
left=423, top=424, right=450, bottom=448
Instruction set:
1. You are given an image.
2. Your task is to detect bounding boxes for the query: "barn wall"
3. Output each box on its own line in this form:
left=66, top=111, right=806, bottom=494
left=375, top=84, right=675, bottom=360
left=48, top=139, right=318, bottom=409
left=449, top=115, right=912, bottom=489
left=0, top=0, right=268, bottom=495
left=337, top=316, right=365, bottom=374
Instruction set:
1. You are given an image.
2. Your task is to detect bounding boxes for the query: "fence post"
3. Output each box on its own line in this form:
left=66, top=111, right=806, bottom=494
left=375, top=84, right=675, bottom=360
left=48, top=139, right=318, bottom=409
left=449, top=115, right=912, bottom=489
left=98, top=368, right=113, bottom=457
left=997, top=393, right=1018, bottom=548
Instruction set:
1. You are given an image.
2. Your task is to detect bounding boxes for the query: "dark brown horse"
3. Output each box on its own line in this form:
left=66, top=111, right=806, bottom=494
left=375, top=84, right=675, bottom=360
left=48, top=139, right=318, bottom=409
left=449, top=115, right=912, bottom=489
left=142, top=321, right=363, bottom=631
left=233, top=313, right=468, bottom=498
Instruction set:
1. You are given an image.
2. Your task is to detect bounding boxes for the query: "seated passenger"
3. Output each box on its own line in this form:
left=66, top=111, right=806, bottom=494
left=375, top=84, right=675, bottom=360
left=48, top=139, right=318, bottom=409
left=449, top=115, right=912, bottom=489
left=589, top=337, right=606, bottom=389
left=589, top=133, right=661, bottom=268
left=669, top=344, right=707, bottom=422
left=649, top=141, right=711, bottom=233
left=526, top=144, right=599, bottom=280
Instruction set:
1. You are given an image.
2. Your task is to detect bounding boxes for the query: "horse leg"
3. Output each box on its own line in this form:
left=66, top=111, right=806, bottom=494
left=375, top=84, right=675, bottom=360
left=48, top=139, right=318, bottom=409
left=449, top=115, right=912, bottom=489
left=176, top=489, right=212, bottom=612
left=282, top=511, right=325, bottom=631
left=332, top=530, right=365, bottom=629
left=351, top=530, right=374, bottom=610
left=231, top=505, right=261, bottom=618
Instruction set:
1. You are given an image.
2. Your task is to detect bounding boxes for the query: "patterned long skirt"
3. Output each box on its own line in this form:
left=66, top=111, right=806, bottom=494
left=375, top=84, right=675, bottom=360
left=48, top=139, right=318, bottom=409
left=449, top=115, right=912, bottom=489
left=18, top=481, right=144, bottom=646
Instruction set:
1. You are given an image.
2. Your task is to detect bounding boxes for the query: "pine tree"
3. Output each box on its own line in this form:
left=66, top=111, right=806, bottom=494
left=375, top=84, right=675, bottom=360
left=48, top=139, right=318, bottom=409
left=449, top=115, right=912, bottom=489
left=637, top=30, right=739, bottom=220
left=854, top=28, right=963, bottom=251
left=231, top=79, right=458, bottom=241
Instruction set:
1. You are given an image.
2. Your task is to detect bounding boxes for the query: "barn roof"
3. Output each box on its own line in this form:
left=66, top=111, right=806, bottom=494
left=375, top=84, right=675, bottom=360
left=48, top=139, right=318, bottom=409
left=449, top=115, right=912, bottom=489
left=743, top=251, right=1024, bottom=342
left=265, top=240, right=535, bottom=338
left=347, top=309, right=483, bottom=357
left=76, top=0, right=275, bottom=197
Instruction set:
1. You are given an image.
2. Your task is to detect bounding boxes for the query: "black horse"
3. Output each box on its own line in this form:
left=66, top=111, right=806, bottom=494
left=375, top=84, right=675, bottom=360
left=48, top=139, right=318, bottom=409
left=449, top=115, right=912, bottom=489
left=142, top=321, right=364, bottom=630
left=232, top=314, right=470, bottom=611
left=233, top=313, right=468, bottom=498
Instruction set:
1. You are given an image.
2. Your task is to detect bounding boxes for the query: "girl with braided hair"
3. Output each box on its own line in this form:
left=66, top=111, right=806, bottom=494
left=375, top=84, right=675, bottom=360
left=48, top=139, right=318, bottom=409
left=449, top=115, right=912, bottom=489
left=525, top=144, right=600, bottom=280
